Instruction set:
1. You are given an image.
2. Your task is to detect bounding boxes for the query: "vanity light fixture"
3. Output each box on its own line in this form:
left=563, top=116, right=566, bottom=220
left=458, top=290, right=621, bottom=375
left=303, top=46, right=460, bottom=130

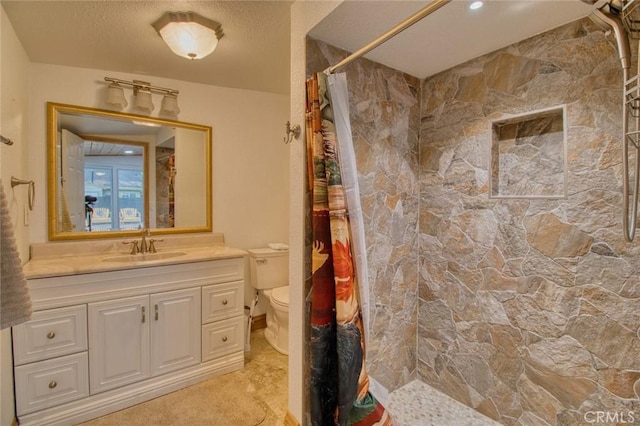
left=152, top=11, right=224, bottom=60
left=103, top=77, right=180, bottom=116
left=134, top=86, right=154, bottom=114
left=160, top=92, right=180, bottom=115
left=105, top=82, right=128, bottom=110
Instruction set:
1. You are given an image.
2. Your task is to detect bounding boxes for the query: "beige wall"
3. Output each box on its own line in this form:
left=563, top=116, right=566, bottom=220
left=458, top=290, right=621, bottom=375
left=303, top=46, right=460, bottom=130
left=0, top=7, right=31, bottom=426
left=28, top=64, right=289, bottom=250
left=28, top=63, right=289, bottom=316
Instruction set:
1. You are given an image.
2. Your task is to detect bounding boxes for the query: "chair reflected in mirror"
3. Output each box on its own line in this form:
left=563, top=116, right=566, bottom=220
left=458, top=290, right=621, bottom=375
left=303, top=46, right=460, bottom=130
left=91, top=207, right=112, bottom=231
left=119, top=207, right=142, bottom=230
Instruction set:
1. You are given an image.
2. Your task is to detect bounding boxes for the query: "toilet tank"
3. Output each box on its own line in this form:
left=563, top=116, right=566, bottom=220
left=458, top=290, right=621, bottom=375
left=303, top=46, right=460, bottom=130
left=248, top=248, right=289, bottom=290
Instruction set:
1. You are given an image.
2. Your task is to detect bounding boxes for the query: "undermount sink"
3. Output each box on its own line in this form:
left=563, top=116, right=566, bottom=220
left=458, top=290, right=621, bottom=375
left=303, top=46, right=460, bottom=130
left=101, top=251, right=188, bottom=263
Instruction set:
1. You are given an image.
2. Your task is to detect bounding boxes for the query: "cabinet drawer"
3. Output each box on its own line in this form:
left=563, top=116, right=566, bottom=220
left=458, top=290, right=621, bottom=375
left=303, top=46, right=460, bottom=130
left=13, top=305, right=87, bottom=365
left=202, top=281, right=243, bottom=324
left=15, top=352, right=89, bottom=416
left=202, top=316, right=244, bottom=361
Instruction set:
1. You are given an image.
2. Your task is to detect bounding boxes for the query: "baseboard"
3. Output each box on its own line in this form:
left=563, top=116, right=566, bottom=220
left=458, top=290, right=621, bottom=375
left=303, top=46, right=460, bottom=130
left=284, top=410, right=300, bottom=426
left=251, top=314, right=266, bottom=331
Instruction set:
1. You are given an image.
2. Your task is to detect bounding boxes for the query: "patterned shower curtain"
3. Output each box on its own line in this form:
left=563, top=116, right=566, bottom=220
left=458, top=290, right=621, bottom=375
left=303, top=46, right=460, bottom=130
left=306, top=72, right=393, bottom=426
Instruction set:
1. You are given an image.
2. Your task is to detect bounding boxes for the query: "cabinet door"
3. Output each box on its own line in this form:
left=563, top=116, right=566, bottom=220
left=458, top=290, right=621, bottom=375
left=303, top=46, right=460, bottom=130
left=150, top=288, right=201, bottom=376
left=88, top=296, right=150, bottom=394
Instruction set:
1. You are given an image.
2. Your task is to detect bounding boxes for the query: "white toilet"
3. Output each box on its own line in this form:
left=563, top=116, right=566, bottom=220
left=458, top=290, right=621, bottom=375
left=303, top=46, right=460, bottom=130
left=248, top=248, right=289, bottom=355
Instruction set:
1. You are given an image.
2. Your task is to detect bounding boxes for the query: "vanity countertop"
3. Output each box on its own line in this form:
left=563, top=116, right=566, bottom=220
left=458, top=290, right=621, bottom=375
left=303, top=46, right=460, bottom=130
left=24, top=233, right=247, bottom=279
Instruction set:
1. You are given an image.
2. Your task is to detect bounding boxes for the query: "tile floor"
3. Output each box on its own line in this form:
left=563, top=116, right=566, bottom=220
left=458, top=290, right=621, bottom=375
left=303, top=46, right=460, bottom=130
left=78, top=329, right=288, bottom=426
left=79, top=330, right=500, bottom=426
left=386, top=380, right=502, bottom=426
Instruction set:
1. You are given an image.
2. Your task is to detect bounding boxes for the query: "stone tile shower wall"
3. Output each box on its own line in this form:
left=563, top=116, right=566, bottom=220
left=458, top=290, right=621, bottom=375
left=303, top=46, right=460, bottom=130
left=307, top=17, right=640, bottom=425
left=307, top=38, right=421, bottom=391
left=419, top=19, right=640, bottom=425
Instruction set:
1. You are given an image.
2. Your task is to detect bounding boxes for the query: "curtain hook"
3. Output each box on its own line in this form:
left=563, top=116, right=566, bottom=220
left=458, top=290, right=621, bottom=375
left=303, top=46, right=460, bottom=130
left=284, top=121, right=301, bottom=144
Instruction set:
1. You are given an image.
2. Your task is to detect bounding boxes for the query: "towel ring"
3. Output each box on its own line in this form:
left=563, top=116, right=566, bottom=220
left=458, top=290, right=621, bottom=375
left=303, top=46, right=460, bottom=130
left=10, top=177, right=35, bottom=211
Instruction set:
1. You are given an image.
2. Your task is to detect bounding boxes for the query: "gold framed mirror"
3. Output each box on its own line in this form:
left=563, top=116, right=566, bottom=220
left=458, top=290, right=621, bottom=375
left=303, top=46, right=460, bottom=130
left=47, top=102, right=212, bottom=240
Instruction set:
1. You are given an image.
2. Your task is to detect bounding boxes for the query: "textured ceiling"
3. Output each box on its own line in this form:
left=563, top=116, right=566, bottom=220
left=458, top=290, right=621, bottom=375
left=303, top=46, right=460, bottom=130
left=2, top=1, right=596, bottom=95
left=1, top=1, right=292, bottom=94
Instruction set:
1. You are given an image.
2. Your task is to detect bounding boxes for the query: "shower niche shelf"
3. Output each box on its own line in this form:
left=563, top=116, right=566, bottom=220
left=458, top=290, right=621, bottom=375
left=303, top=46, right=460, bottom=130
left=489, top=106, right=567, bottom=199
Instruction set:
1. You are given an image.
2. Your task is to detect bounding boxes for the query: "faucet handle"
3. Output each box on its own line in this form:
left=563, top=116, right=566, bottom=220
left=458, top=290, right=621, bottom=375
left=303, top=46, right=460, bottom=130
left=123, top=240, right=140, bottom=254
left=148, top=238, right=164, bottom=253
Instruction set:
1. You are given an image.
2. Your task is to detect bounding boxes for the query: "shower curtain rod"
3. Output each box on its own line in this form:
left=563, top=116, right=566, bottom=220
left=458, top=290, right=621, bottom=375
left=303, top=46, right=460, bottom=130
left=325, top=0, right=452, bottom=74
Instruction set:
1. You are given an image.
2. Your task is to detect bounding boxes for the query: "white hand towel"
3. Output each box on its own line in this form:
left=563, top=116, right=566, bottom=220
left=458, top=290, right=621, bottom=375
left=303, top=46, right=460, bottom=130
left=1, top=180, right=32, bottom=329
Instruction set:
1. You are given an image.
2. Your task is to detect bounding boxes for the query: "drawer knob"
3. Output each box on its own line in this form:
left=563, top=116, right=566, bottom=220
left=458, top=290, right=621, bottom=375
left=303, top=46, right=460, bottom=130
left=222, top=336, right=228, bottom=342
left=222, top=299, right=228, bottom=305
left=46, top=331, right=56, bottom=339
left=49, top=381, right=57, bottom=389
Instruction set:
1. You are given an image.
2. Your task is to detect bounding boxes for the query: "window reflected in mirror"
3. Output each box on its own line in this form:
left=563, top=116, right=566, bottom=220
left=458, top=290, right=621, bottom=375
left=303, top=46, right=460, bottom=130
left=82, top=141, right=146, bottom=232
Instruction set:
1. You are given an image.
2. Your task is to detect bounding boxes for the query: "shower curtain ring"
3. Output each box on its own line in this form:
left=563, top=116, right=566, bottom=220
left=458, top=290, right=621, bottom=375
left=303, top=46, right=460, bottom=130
left=284, top=121, right=301, bottom=144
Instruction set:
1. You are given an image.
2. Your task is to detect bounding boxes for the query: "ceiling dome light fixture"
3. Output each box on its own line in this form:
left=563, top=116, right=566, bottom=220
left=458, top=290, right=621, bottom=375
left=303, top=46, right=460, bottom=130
left=469, top=1, right=484, bottom=10
left=152, top=11, right=224, bottom=60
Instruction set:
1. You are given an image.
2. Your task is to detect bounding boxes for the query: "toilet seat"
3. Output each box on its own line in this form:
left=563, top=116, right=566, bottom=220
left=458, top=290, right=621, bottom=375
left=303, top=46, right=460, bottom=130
left=248, top=247, right=289, bottom=355
left=270, top=286, right=289, bottom=309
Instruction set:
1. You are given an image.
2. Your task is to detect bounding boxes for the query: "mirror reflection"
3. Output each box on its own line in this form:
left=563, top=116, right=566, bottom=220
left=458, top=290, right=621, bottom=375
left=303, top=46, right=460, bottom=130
left=48, top=102, right=212, bottom=240
left=81, top=139, right=146, bottom=232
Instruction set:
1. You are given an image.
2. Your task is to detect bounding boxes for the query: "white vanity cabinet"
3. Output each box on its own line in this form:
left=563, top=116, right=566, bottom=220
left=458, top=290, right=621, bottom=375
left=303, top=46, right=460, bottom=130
left=13, top=256, right=245, bottom=426
left=88, top=288, right=201, bottom=394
